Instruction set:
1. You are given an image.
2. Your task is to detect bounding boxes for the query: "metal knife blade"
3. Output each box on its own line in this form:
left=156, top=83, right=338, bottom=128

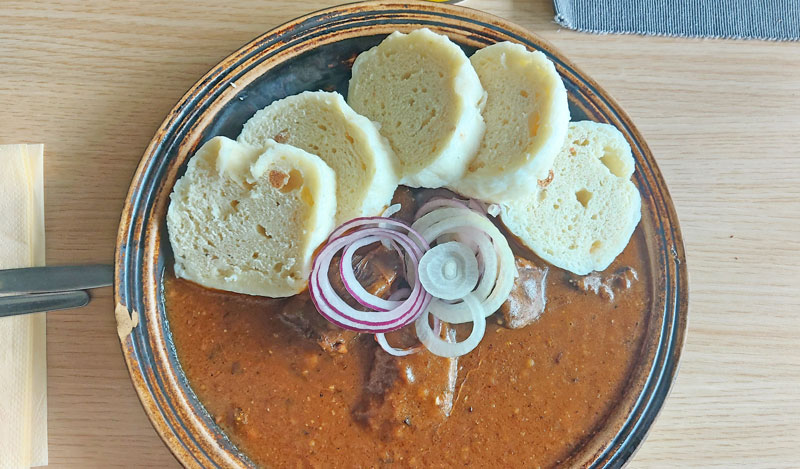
left=0, top=264, right=113, bottom=295
left=0, top=291, right=90, bottom=318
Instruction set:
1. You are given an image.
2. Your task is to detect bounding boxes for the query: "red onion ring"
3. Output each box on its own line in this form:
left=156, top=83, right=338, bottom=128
left=308, top=222, right=432, bottom=333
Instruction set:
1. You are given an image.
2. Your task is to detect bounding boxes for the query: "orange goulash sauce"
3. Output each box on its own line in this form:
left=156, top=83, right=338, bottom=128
left=165, top=227, right=650, bottom=468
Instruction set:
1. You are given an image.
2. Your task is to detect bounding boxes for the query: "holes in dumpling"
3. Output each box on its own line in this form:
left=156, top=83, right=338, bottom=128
left=252, top=252, right=259, bottom=259
left=575, top=189, right=592, bottom=208
left=419, top=108, right=436, bottom=130
left=230, top=200, right=240, bottom=211
left=573, top=138, right=589, bottom=146
left=401, top=71, right=412, bottom=80
left=273, top=263, right=284, bottom=273
left=280, top=169, right=303, bottom=193
left=318, top=124, right=328, bottom=131
left=520, top=90, right=529, bottom=98
left=538, top=190, right=548, bottom=202
left=590, top=240, right=602, bottom=254
left=600, top=147, right=625, bottom=177
left=591, top=214, right=598, bottom=220
left=256, top=225, right=272, bottom=239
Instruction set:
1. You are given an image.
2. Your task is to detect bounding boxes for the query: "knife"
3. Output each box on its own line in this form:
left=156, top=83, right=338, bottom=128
left=0, top=264, right=113, bottom=295
left=0, top=291, right=91, bottom=318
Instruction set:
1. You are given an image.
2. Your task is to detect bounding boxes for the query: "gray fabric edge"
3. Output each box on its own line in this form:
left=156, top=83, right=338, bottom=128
left=553, top=0, right=800, bottom=42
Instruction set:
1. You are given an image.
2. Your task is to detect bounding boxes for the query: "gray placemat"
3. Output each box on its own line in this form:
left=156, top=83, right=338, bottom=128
left=553, top=0, right=800, bottom=41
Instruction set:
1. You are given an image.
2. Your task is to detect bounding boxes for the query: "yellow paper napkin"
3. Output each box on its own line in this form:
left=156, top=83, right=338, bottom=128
left=0, top=144, right=48, bottom=468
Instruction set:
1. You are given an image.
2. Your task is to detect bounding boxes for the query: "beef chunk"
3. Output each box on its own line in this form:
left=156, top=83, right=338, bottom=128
left=352, top=326, right=459, bottom=435
left=278, top=294, right=358, bottom=355
left=366, top=348, right=399, bottom=395
left=328, top=243, right=403, bottom=309
left=390, top=186, right=418, bottom=224
left=574, top=266, right=639, bottom=302
left=499, top=257, right=549, bottom=329
left=280, top=243, right=402, bottom=357
left=352, top=347, right=398, bottom=427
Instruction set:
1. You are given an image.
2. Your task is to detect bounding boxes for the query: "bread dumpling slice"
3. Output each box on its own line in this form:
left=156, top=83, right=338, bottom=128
left=347, top=28, right=486, bottom=188
left=450, top=41, right=570, bottom=202
left=167, top=136, right=337, bottom=297
left=238, top=91, right=397, bottom=225
left=500, top=122, right=641, bottom=275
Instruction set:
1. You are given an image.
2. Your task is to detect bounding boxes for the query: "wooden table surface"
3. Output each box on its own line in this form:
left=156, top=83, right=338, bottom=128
left=2, top=0, right=798, bottom=467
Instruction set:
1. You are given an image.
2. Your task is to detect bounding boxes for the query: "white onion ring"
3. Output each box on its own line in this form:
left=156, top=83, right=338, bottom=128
left=376, top=333, right=420, bottom=357
left=414, top=198, right=470, bottom=220
left=415, top=294, right=486, bottom=358
left=381, top=203, right=402, bottom=218
left=412, top=207, right=515, bottom=324
left=418, top=242, right=479, bottom=300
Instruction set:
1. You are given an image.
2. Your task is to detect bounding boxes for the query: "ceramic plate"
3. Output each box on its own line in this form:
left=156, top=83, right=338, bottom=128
left=114, top=2, right=688, bottom=467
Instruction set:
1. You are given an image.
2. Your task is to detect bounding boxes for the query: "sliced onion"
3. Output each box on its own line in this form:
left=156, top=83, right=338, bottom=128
left=388, top=288, right=411, bottom=301
left=339, top=236, right=400, bottom=311
left=418, top=242, right=479, bottom=300
left=413, top=207, right=515, bottom=324
left=310, top=200, right=512, bottom=358
left=414, top=198, right=470, bottom=220
left=379, top=204, right=403, bottom=248
left=375, top=288, right=433, bottom=356
left=467, top=198, right=488, bottom=216
left=415, top=294, right=486, bottom=358
left=381, top=203, right=402, bottom=218
left=308, top=223, right=432, bottom=333
left=376, top=333, right=420, bottom=357
left=330, top=216, right=427, bottom=251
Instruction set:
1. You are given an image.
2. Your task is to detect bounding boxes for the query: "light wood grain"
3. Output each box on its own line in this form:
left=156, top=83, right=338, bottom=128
left=1, top=0, right=798, bottom=467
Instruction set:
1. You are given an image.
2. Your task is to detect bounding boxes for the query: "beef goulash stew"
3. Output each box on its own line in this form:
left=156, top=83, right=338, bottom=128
left=164, top=31, right=648, bottom=468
